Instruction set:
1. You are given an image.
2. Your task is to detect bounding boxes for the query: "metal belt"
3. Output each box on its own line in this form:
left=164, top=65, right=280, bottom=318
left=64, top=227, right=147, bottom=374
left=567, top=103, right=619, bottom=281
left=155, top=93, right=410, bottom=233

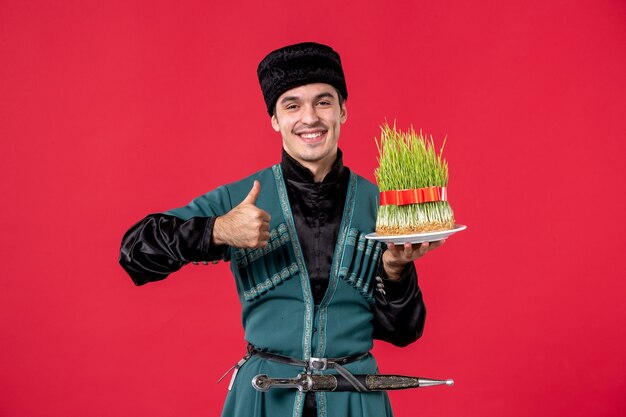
left=247, top=344, right=370, bottom=392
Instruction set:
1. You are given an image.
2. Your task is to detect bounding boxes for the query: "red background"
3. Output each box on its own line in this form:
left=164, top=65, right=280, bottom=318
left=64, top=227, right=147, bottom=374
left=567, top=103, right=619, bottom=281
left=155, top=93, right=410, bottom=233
left=2, top=1, right=625, bottom=416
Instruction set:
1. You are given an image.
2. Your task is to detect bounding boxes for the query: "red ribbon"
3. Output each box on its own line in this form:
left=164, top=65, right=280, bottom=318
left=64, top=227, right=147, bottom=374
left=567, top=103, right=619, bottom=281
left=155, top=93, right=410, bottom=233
left=379, top=186, right=448, bottom=206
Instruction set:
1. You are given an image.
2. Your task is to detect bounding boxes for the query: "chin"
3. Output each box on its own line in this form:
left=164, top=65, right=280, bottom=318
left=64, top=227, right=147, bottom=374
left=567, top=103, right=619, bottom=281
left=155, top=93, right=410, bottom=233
left=301, top=148, right=331, bottom=162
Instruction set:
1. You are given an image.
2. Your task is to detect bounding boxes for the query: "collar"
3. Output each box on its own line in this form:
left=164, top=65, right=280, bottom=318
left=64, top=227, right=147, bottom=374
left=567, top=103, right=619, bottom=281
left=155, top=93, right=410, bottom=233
left=281, top=148, right=345, bottom=184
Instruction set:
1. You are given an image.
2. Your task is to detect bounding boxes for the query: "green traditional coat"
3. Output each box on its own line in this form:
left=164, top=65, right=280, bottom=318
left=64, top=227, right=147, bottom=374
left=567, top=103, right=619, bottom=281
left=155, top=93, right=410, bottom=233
left=167, top=165, right=391, bottom=417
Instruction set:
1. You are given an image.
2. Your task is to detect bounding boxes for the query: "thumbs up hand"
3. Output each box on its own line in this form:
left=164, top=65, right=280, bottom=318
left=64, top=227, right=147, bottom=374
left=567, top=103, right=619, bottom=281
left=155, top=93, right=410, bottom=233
left=212, top=180, right=272, bottom=248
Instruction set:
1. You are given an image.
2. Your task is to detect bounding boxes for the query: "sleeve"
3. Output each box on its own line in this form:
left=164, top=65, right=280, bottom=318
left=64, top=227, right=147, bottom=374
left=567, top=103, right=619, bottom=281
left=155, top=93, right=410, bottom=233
left=119, top=214, right=228, bottom=286
left=118, top=185, right=233, bottom=286
left=371, top=261, right=426, bottom=347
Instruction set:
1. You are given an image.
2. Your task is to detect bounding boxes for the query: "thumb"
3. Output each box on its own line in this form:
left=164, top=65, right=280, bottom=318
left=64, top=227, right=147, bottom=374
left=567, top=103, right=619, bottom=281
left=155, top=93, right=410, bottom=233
left=242, top=180, right=261, bottom=205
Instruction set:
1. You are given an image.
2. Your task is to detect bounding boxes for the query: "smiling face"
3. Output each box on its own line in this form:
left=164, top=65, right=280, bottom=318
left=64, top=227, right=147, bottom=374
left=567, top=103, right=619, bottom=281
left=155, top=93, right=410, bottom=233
left=271, top=83, right=347, bottom=180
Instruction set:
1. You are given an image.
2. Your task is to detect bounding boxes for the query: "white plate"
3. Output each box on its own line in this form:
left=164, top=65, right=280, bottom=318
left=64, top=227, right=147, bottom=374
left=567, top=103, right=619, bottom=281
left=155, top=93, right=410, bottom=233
left=365, top=224, right=467, bottom=245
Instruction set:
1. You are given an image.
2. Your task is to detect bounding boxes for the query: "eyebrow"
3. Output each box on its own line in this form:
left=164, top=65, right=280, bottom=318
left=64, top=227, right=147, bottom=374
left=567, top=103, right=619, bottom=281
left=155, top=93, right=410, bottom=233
left=279, top=92, right=337, bottom=105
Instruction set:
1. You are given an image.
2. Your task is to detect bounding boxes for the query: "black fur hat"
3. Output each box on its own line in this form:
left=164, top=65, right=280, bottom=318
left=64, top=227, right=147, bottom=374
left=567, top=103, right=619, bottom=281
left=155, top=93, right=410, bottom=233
left=257, top=42, right=348, bottom=116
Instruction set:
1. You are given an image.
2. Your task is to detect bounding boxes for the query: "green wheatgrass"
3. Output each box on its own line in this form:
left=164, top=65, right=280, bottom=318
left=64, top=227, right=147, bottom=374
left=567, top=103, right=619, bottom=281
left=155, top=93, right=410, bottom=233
left=374, top=122, right=455, bottom=235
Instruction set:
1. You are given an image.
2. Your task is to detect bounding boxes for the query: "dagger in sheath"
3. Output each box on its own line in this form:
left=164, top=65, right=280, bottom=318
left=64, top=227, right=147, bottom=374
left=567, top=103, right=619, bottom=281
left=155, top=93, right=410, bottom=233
left=252, top=373, right=454, bottom=392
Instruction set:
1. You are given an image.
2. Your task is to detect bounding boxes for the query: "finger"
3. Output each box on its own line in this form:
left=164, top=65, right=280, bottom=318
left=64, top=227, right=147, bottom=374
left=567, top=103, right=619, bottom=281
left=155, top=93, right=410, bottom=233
left=409, top=242, right=423, bottom=257
left=403, top=242, right=413, bottom=257
left=428, top=239, right=445, bottom=251
left=259, top=209, right=271, bottom=222
left=242, top=180, right=261, bottom=205
left=387, top=242, right=400, bottom=256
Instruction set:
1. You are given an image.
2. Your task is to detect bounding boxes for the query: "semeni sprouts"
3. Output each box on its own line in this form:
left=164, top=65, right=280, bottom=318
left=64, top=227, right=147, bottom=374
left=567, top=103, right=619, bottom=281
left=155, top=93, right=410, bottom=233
left=375, top=122, right=455, bottom=235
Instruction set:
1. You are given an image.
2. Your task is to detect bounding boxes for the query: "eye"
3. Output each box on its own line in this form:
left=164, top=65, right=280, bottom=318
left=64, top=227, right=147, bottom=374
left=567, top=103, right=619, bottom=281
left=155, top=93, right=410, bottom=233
left=285, top=103, right=299, bottom=110
left=317, top=100, right=331, bottom=106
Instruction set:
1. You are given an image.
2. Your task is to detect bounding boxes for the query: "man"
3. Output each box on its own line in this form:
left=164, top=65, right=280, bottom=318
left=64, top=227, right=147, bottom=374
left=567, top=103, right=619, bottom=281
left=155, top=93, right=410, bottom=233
left=119, top=42, right=444, bottom=417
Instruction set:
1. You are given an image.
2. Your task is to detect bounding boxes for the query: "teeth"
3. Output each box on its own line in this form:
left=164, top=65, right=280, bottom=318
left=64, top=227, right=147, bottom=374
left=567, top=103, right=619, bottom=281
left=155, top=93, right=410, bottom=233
left=300, top=132, right=323, bottom=139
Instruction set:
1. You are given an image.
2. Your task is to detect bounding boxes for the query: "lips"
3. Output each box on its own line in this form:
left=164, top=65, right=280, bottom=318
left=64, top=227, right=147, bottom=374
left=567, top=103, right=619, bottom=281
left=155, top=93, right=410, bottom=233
left=300, top=132, right=323, bottom=139
left=296, top=130, right=327, bottom=144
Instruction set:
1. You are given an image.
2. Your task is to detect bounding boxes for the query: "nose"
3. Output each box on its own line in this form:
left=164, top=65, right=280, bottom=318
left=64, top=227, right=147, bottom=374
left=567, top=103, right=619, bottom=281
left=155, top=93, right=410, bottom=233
left=301, top=104, right=320, bottom=125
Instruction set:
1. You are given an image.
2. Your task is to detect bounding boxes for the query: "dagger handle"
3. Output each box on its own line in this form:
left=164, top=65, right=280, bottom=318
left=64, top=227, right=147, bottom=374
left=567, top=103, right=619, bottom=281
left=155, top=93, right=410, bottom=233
left=252, top=374, right=312, bottom=392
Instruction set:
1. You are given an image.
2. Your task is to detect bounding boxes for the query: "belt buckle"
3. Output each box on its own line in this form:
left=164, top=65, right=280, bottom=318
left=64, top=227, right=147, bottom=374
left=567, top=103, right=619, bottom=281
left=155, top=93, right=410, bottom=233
left=308, top=357, right=328, bottom=371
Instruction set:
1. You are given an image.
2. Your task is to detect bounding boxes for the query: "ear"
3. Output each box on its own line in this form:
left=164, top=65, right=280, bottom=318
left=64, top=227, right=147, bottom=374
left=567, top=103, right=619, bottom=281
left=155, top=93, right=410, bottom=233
left=340, top=103, right=348, bottom=124
left=271, top=114, right=280, bottom=132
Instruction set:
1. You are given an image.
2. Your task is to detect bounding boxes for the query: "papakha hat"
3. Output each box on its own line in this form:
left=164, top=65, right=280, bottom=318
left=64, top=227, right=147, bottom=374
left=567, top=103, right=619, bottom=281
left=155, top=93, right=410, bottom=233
left=257, top=42, right=348, bottom=116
